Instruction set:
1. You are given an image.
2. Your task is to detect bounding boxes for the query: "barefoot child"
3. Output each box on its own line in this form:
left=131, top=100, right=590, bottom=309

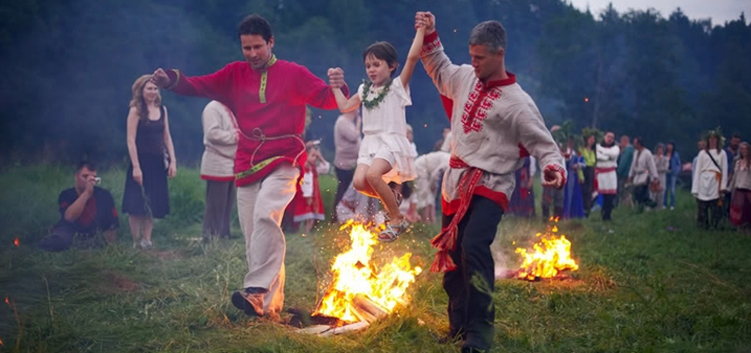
left=331, top=25, right=425, bottom=242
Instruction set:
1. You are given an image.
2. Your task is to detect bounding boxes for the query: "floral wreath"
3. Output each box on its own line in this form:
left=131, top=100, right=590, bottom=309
left=362, top=79, right=391, bottom=110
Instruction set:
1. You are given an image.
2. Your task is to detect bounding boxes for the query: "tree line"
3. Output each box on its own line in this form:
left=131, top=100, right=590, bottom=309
left=0, top=0, right=748, bottom=166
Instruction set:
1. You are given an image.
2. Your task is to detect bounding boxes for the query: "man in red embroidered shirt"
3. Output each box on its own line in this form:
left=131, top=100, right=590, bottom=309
left=38, top=161, right=119, bottom=252
left=416, top=12, right=565, bottom=353
left=151, top=14, right=346, bottom=321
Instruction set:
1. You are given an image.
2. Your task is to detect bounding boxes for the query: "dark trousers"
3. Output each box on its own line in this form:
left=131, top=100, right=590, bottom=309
left=633, top=184, right=656, bottom=211
left=203, top=180, right=235, bottom=240
left=442, top=196, right=503, bottom=352
left=333, top=167, right=355, bottom=221
left=601, top=194, right=616, bottom=221
left=581, top=167, right=595, bottom=216
left=38, top=223, right=101, bottom=252
left=697, top=199, right=722, bottom=229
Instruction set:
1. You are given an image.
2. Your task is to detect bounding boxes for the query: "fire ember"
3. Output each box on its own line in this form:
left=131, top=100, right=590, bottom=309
left=513, top=218, right=579, bottom=281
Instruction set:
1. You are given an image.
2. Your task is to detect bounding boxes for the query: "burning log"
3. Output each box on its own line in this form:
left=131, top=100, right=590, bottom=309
left=513, top=218, right=579, bottom=281
left=352, top=294, right=388, bottom=323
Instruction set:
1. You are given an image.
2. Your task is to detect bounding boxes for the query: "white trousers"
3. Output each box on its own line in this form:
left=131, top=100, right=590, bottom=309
left=236, top=164, right=299, bottom=314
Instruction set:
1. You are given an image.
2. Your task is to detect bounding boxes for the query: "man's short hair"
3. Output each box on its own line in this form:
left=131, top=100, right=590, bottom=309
left=468, top=20, right=507, bottom=52
left=238, top=14, right=273, bottom=42
left=733, top=133, right=741, bottom=139
left=77, top=161, right=97, bottom=173
left=633, top=137, right=643, bottom=147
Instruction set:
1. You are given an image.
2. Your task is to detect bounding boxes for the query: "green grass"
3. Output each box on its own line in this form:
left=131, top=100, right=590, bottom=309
left=1, top=165, right=750, bottom=352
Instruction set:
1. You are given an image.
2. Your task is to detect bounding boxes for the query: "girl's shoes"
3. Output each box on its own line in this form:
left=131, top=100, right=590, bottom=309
left=378, top=214, right=409, bottom=242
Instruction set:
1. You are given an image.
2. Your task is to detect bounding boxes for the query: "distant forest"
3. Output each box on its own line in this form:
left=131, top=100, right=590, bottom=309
left=1, top=0, right=749, bottom=165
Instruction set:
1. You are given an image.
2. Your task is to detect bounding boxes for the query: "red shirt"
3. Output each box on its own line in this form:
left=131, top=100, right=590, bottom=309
left=167, top=59, right=345, bottom=186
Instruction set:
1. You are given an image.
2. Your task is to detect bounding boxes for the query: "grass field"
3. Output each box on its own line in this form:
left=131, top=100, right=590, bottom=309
left=1, top=165, right=750, bottom=353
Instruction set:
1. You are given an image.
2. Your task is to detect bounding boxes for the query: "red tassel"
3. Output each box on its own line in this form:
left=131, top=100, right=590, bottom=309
left=430, top=251, right=457, bottom=273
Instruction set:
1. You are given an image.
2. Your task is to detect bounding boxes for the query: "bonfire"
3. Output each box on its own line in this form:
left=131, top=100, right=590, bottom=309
left=304, top=221, right=421, bottom=334
left=514, top=218, right=579, bottom=281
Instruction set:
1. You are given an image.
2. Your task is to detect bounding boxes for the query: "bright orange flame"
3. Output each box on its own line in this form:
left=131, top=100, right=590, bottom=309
left=584, top=97, right=589, bottom=102
left=4, top=297, right=8, bottom=305
left=0, top=337, right=4, bottom=346
left=314, top=222, right=422, bottom=322
left=13, top=237, right=19, bottom=247
left=515, top=220, right=579, bottom=280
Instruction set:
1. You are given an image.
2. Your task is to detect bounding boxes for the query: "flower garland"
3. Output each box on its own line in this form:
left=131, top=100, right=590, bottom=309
left=362, top=79, right=391, bottom=110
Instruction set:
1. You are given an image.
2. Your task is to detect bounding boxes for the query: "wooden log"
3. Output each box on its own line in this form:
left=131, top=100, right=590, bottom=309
left=319, top=321, right=369, bottom=336
left=352, top=294, right=388, bottom=323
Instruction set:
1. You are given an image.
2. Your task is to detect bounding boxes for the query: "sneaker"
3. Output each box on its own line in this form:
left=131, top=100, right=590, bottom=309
left=670, top=206, right=674, bottom=211
left=140, top=240, right=153, bottom=249
left=231, top=289, right=265, bottom=317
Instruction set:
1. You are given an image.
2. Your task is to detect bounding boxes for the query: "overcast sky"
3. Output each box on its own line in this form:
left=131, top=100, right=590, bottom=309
left=567, top=0, right=749, bottom=25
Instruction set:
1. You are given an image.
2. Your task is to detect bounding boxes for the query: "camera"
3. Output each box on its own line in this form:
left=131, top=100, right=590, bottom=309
left=94, top=177, right=102, bottom=185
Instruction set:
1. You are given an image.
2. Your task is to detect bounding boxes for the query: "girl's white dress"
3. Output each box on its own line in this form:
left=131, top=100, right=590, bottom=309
left=357, top=76, right=417, bottom=184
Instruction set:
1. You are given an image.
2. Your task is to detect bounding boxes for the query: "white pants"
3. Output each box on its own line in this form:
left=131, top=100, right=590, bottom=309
left=236, top=164, right=299, bottom=314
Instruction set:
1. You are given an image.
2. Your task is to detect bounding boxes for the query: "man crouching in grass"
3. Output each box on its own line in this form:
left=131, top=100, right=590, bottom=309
left=38, top=161, right=119, bottom=251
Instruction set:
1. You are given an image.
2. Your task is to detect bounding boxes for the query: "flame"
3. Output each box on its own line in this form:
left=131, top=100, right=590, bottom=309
left=515, top=218, right=579, bottom=280
left=13, top=237, right=19, bottom=247
left=314, top=222, right=422, bottom=322
left=0, top=337, right=3, bottom=346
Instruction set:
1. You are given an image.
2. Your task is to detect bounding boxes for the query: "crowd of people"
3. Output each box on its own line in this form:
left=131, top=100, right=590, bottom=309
left=33, top=11, right=749, bottom=353
left=507, top=128, right=750, bottom=233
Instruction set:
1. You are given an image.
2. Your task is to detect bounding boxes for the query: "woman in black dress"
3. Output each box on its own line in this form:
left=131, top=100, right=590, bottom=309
left=122, top=75, right=177, bottom=249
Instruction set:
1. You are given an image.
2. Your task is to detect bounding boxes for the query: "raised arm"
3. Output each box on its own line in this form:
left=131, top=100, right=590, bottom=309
left=400, top=26, right=426, bottom=87
left=416, top=11, right=468, bottom=100
left=334, top=87, right=361, bottom=113
left=293, top=64, right=350, bottom=110
left=151, top=64, right=234, bottom=102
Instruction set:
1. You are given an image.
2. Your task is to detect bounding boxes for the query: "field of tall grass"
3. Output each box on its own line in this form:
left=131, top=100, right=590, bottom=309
left=1, top=165, right=750, bottom=352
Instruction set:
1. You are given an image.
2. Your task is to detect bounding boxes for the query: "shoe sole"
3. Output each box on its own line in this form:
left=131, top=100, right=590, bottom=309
left=231, top=291, right=261, bottom=317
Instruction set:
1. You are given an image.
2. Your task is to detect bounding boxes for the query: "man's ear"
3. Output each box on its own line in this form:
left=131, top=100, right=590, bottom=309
left=268, top=36, right=275, bottom=49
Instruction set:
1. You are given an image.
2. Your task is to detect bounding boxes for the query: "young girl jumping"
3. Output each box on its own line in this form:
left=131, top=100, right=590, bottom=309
left=332, top=25, right=425, bottom=242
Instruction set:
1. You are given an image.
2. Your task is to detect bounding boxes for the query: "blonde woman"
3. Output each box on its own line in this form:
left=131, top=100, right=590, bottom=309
left=122, top=75, right=176, bottom=249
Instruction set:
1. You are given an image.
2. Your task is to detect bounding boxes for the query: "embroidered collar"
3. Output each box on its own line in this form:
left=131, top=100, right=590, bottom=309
left=251, top=54, right=278, bottom=72
left=482, top=72, right=516, bottom=89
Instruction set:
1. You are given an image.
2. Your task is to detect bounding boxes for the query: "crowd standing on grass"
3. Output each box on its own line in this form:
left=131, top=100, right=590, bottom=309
left=33, top=9, right=751, bottom=353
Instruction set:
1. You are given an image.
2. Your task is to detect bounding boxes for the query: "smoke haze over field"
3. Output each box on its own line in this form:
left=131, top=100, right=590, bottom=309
left=0, top=0, right=749, bottom=167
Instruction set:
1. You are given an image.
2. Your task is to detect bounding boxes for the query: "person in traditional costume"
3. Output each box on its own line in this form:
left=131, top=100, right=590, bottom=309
left=651, top=143, right=669, bottom=209
left=616, top=135, right=634, bottom=207
left=729, top=142, right=751, bottom=232
left=292, top=140, right=330, bottom=233
left=664, top=141, right=681, bottom=211
left=628, top=137, right=659, bottom=212
left=596, top=132, right=619, bottom=221
left=508, top=156, right=536, bottom=218
left=692, top=129, right=729, bottom=229
left=150, top=14, right=348, bottom=320
left=200, top=100, right=238, bottom=242
left=563, top=138, right=585, bottom=219
left=417, top=12, right=566, bottom=353
left=331, top=27, right=424, bottom=242
left=579, top=133, right=597, bottom=217
left=414, top=150, right=451, bottom=223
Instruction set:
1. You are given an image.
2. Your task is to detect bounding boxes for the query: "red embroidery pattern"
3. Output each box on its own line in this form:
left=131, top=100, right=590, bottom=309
left=420, top=36, right=442, bottom=57
left=461, top=83, right=501, bottom=134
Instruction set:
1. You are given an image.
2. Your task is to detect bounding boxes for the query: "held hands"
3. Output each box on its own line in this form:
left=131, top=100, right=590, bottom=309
left=327, top=67, right=344, bottom=89
left=151, top=68, right=170, bottom=88
left=415, top=12, right=435, bottom=34
left=83, top=175, right=97, bottom=197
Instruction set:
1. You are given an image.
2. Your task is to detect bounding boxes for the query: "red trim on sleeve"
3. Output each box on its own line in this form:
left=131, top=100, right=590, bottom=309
left=544, top=164, right=567, bottom=189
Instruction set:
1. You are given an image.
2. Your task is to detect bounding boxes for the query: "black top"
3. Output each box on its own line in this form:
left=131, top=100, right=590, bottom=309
left=136, top=106, right=166, bottom=156
left=58, top=187, right=119, bottom=235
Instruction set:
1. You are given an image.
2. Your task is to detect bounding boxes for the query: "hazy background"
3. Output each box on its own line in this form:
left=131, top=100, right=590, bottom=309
left=0, top=0, right=749, bottom=167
